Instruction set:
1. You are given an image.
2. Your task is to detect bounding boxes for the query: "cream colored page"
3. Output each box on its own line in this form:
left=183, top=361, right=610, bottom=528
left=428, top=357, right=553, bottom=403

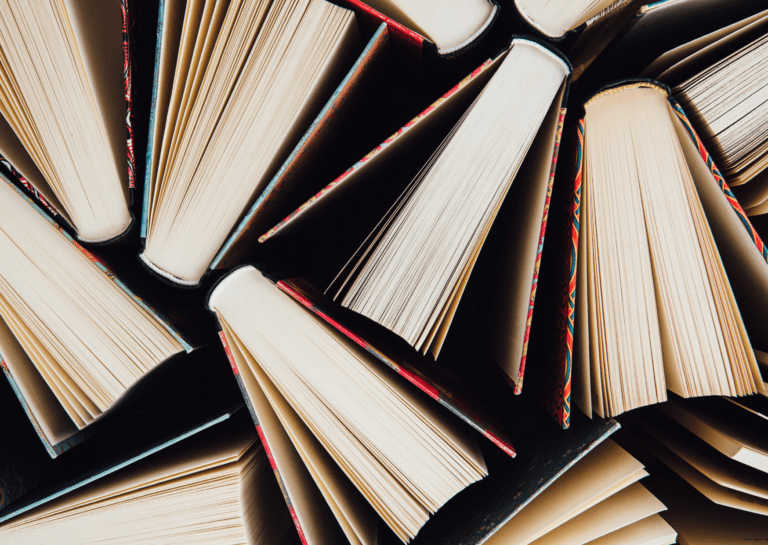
left=63, top=0, right=127, bottom=192
left=0, top=112, right=70, bottom=223
left=363, top=0, right=494, bottom=52
left=646, top=434, right=768, bottom=515
left=484, top=83, right=566, bottom=381
left=230, top=329, right=377, bottom=545
left=572, top=144, right=592, bottom=416
left=585, top=514, right=676, bottom=545
left=218, top=321, right=341, bottom=545
left=485, top=440, right=644, bottom=545
left=0, top=313, right=75, bottom=445
left=530, top=483, right=666, bottom=545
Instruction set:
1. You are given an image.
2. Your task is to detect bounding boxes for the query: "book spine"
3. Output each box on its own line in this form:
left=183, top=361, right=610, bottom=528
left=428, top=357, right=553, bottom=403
left=122, top=0, right=135, bottom=189
left=516, top=108, right=566, bottom=395
left=0, top=155, right=61, bottom=220
left=259, top=58, right=495, bottom=243
left=336, top=0, right=423, bottom=59
left=670, top=99, right=768, bottom=264
left=554, top=119, right=584, bottom=429
left=217, top=331, right=310, bottom=545
left=276, top=278, right=516, bottom=458
left=141, top=0, right=165, bottom=238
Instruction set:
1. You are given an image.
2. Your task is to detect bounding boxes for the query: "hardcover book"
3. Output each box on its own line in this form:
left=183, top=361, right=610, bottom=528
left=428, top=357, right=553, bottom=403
left=0, top=404, right=298, bottom=544
left=410, top=417, right=675, bottom=545
left=207, top=265, right=520, bottom=543
left=0, top=0, right=138, bottom=243
left=138, top=0, right=501, bottom=287
left=533, top=80, right=767, bottom=426
left=317, top=36, right=570, bottom=403
left=0, top=167, right=197, bottom=457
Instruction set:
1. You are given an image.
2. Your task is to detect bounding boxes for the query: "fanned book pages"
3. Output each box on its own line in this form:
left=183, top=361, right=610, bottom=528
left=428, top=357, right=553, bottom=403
left=208, top=266, right=489, bottom=544
left=359, top=0, right=498, bottom=55
left=0, top=171, right=190, bottom=457
left=669, top=28, right=768, bottom=214
left=328, top=38, right=570, bottom=379
left=574, top=0, right=768, bottom=81
left=478, top=440, right=671, bottom=545
left=645, top=472, right=768, bottom=545
left=566, top=82, right=764, bottom=419
left=139, top=0, right=363, bottom=286
left=633, top=406, right=768, bottom=517
left=0, top=411, right=298, bottom=545
left=624, top=407, right=768, bottom=544
left=0, top=0, right=133, bottom=242
left=412, top=418, right=674, bottom=545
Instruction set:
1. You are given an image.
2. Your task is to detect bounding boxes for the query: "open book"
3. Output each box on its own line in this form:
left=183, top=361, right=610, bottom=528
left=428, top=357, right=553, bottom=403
left=0, top=0, right=134, bottom=243
left=139, top=0, right=501, bottom=287
left=0, top=409, right=297, bottom=545
left=325, top=37, right=571, bottom=391
left=624, top=404, right=768, bottom=543
left=654, top=17, right=768, bottom=214
left=577, top=0, right=768, bottom=81
left=354, top=0, right=499, bottom=56
left=534, top=81, right=766, bottom=425
left=207, top=266, right=502, bottom=543
left=0, top=169, right=192, bottom=457
left=412, top=418, right=675, bottom=545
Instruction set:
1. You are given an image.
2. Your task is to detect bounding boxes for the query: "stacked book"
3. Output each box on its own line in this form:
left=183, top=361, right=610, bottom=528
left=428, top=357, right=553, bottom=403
left=0, top=0, right=766, bottom=543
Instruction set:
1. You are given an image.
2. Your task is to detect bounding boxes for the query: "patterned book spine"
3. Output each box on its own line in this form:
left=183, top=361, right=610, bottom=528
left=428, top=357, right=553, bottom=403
left=276, top=279, right=516, bottom=458
left=336, top=0, right=423, bottom=59
left=141, top=0, right=165, bottom=238
left=259, top=58, right=495, bottom=243
left=0, top=155, right=60, bottom=219
left=217, top=331, right=310, bottom=545
left=122, top=0, right=136, bottom=189
left=670, top=99, right=768, bottom=264
left=516, top=108, right=567, bottom=395
left=550, top=120, right=584, bottom=429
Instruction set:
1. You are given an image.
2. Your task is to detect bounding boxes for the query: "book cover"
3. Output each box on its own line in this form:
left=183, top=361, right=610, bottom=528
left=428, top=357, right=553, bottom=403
left=0, top=170, right=196, bottom=457
left=252, top=273, right=516, bottom=458
left=411, top=417, right=620, bottom=545
left=0, top=345, right=243, bottom=523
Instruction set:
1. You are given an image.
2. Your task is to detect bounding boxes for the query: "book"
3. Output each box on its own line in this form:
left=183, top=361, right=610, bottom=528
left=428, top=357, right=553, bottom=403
left=620, top=409, right=768, bottom=543
left=324, top=36, right=571, bottom=390
left=348, top=0, right=500, bottom=57
left=655, top=21, right=768, bottom=214
left=634, top=408, right=768, bottom=516
left=139, top=0, right=502, bottom=287
left=512, top=0, right=631, bottom=42
left=572, top=0, right=768, bottom=82
left=0, top=407, right=299, bottom=545
left=251, top=47, right=502, bottom=287
left=0, top=0, right=136, bottom=243
left=534, top=80, right=767, bottom=425
left=206, top=265, right=524, bottom=543
left=659, top=396, right=768, bottom=474
left=0, top=344, right=243, bottom=521
left=410, top=417, right=675, bottom=545
left=645, top=473, right=768, bottom=545
left=0, top=167, right=195, bottom=457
